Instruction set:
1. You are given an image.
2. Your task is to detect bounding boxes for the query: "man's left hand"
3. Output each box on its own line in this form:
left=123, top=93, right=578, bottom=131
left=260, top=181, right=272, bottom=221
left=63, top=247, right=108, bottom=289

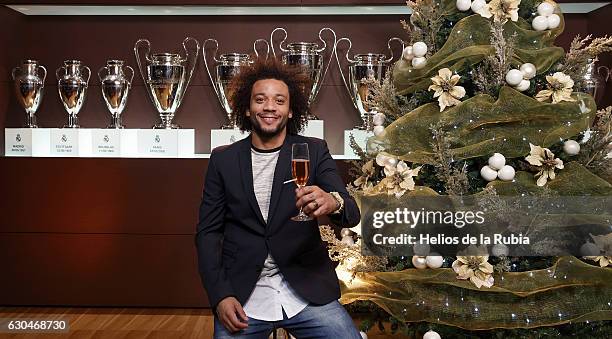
left=295, top=186, right=339, bottom=218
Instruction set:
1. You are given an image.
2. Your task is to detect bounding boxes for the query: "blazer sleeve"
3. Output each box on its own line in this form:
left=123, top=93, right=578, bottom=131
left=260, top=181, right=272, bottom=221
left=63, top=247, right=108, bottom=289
left=313, top=140, right=361, bottom=228
left=194, top=151, right=235, bottom=309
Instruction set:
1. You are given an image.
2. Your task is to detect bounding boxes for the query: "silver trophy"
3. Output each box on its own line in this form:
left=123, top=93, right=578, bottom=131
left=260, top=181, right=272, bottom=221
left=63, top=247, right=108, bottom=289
left=12, top=60, right=47, bottom=128
left=98, top=60, right=134, bottom=129
left=203, top=38, right=269, bottom=129
left=335, top=37, right=404, bottom=131
left=579, top=58, right=610, bottom=105
left=269, top=27, right=337, bottom=120
left=56, top=60, right=91, bottom=128
left=134, top=37, right=200, bottom=129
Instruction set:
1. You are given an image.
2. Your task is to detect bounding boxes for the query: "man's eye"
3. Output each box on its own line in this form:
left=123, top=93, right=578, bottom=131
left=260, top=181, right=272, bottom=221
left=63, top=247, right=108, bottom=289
left=276, top=99, right=285, bottom=104
left=256, top=98, right=264, bottom=103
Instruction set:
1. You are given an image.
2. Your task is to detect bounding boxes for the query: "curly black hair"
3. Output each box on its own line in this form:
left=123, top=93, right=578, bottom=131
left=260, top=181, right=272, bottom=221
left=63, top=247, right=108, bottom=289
left=229, top=58, right=312, bottom=135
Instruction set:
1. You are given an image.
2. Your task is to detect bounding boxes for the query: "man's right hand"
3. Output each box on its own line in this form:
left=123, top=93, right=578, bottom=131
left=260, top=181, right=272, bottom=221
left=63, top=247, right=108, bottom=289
left=216, top=296, right=249, bottom=333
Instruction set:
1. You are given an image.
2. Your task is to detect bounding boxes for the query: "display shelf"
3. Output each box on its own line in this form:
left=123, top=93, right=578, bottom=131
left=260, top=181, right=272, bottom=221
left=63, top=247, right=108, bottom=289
left=6, top=2, right=610, bottom=15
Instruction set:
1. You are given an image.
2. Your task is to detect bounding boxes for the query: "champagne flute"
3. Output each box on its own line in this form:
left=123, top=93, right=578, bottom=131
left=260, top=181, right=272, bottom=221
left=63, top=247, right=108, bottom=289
left=291, top=143, right=312, bottom=221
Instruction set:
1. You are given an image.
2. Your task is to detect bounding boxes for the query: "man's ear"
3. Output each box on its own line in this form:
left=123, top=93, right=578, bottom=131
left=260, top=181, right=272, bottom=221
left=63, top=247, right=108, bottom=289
left=289, top=110, right=293, bottom=118
left=246, top=110, right=251, bottom=117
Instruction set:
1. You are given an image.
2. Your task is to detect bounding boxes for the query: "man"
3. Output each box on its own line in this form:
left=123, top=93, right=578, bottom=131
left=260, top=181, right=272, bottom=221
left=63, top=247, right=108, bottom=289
left=195, top=59, right=362, bottom=338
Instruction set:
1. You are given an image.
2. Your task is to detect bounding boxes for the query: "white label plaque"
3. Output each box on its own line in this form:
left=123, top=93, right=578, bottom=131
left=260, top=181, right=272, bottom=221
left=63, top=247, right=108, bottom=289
left=91, top=129, right=120, bottom=156
left=344, top=129, right=374, bottom=157
left=300, top=120, right=324, bottom=139
left=50, top=129, right=92, bottom=157
left=4, top=128, right=51, bottom=157
left=210, top=128, right=248, bottom=151
left=137, top=129, right=194, bottom=158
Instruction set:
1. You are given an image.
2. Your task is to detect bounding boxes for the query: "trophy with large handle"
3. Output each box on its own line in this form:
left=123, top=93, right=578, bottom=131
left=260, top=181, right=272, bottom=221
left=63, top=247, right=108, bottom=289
left=56, top=60, right=91, bottom=128
left=134, top=37, right=200, bottom=129
left=269, top=27, right=336, bottom=120
left=98, top=60, right=134, bottom=129
left=12, top=60, right=47, bottom=128
left=203, top=38, right=269, bottom=129
left=335, top=37, right=404, bottom=131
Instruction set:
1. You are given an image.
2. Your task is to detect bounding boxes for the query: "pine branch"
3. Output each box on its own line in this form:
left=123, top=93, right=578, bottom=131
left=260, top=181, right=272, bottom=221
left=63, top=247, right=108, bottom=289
left=429, top=123, right=470, bottom=195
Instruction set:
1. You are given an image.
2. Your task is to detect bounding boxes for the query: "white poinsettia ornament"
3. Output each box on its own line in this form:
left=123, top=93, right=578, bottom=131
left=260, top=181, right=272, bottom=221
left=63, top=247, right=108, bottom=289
left=452, top=254, right=495, bottom=288
left=428, top=68, right=466, bottom=112
left=378, top=161, right=421, bottom=198
left=535, top=72, right=576, bottom=104
left=525, top=143, right=564, bottom=186
left=477, top=0, right=521, bottom=23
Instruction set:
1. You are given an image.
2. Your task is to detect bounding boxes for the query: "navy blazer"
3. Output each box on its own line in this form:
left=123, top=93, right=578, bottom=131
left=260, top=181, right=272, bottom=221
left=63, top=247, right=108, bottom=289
left=195, top=133, right=361, bottom=310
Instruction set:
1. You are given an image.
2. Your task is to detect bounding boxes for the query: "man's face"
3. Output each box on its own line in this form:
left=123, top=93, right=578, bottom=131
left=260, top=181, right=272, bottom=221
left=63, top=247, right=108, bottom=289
left=247, top=78, right=292, bottom=139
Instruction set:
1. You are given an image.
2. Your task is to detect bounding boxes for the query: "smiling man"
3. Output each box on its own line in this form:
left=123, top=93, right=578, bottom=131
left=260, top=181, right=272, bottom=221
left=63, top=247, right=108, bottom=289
left=195, top=59, right=361, bottom=338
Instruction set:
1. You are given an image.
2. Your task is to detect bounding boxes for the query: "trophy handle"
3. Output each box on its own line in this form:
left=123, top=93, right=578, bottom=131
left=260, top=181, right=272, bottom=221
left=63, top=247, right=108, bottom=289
left=253, top=38, right=270, bottom=60
left=11, top=67, right=20, bottom=81
left=125, top=65, right=135, bottom=86
left=38, top=65, right=47, bottom=84
left=182, top=36, right=201, bottom=93
left=203, top=38, right=222, bottom=103
left=598, top=66, right=611, bottom=82
left=97, top=66, right=107, bottom=83
left=134, top=38, right=151, bottom=87
left=334, top=37, right=356, bottom=107
left=55, top=66, right=65, bottom=81
left=385, top=37, right=405, bottom=63
left=270, top=27, right=288, bottom=58
left=312, top=27, right=337, bottom=102
left=82, top=66, right=91, bottom=85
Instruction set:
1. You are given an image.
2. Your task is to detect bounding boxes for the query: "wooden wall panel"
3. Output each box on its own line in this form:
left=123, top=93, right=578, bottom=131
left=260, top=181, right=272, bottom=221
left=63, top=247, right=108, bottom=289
left=0, top=233, right=208, bottom=307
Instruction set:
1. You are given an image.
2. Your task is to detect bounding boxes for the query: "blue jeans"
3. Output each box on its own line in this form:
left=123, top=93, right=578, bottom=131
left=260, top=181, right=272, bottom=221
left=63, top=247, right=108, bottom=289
left=213, top=300, right=361, bottom=338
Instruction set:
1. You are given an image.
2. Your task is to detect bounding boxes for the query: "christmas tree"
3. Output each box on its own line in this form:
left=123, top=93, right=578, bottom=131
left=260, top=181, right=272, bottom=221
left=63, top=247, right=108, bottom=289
left=322, top=0, right=612, bottom=337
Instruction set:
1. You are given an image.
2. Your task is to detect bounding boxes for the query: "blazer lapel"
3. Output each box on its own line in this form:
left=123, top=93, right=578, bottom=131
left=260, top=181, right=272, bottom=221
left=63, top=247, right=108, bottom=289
left=238, top=135, right=266, bottom=226
left=266, top=134, right=293, bottom=230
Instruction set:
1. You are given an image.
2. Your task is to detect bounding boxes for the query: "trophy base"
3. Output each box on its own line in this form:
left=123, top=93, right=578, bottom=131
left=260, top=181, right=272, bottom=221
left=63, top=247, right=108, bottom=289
left=50, top=128, right=92, bottom=157
left=63, top=125, right=81, bottom=129
left=108, top=115, right=124, bottom=129
left=25, top=114, right=38, bottom=128
left=138, top=129, right=195, bottom=158
left=108, top=125, right=125, bottom=129
left=153, top=123, right=180, bottom=129
left=221, top=123, right=238, bottom=129
left=299, top=120, right=324, bottom=139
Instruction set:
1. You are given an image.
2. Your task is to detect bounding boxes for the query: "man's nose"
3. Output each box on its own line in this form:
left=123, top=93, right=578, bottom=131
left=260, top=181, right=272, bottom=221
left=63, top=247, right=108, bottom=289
left=263, top=100, right=276, bottom=111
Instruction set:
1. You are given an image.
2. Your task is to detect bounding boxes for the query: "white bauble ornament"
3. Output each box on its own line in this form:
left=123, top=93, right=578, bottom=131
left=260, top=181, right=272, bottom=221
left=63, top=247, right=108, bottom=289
left=402, top=45, right=414, bottom=61
left=532, top=15, right=549, bottom=31
left=480, top=165, right=498, bottom=182
left=426, top=254, right=444, bottom=269
left=580, top=242, right=600, bottom=256
left=492, top=243, right=510, bottom=257
left=412, top=41, right=428, bottom=57
left=412, top=256, right=428, bottom=269
left=537, top=2, right=555, bottom=16
left=488, top=153, right=506, bottom=170
left=547, top=14, right=561, bottom=29
left=360, top=331, right=368, bottom=339
left=372, top=112, right=386, bottom=126
left=505, top=69, right=524, bottom=86
left=341, top=235, right=355, bottom=246
left=412, top=57, right=428, bottom=69
left=516, top=79, right=531, bottom=92
left=423, top=330, right=442, bottom=339
left=520, top=63, right=537, bottom=79
left=340, top=228, right=352, bottom=237
left=373, top=125, right=385, bottom=136
left=563, top=140, right=580, bottom=155
left=471, top=0, right=486, bottom=12
left=456, top=0, right=472, bottom=11
left=497, top=165, right=516, bottom=181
